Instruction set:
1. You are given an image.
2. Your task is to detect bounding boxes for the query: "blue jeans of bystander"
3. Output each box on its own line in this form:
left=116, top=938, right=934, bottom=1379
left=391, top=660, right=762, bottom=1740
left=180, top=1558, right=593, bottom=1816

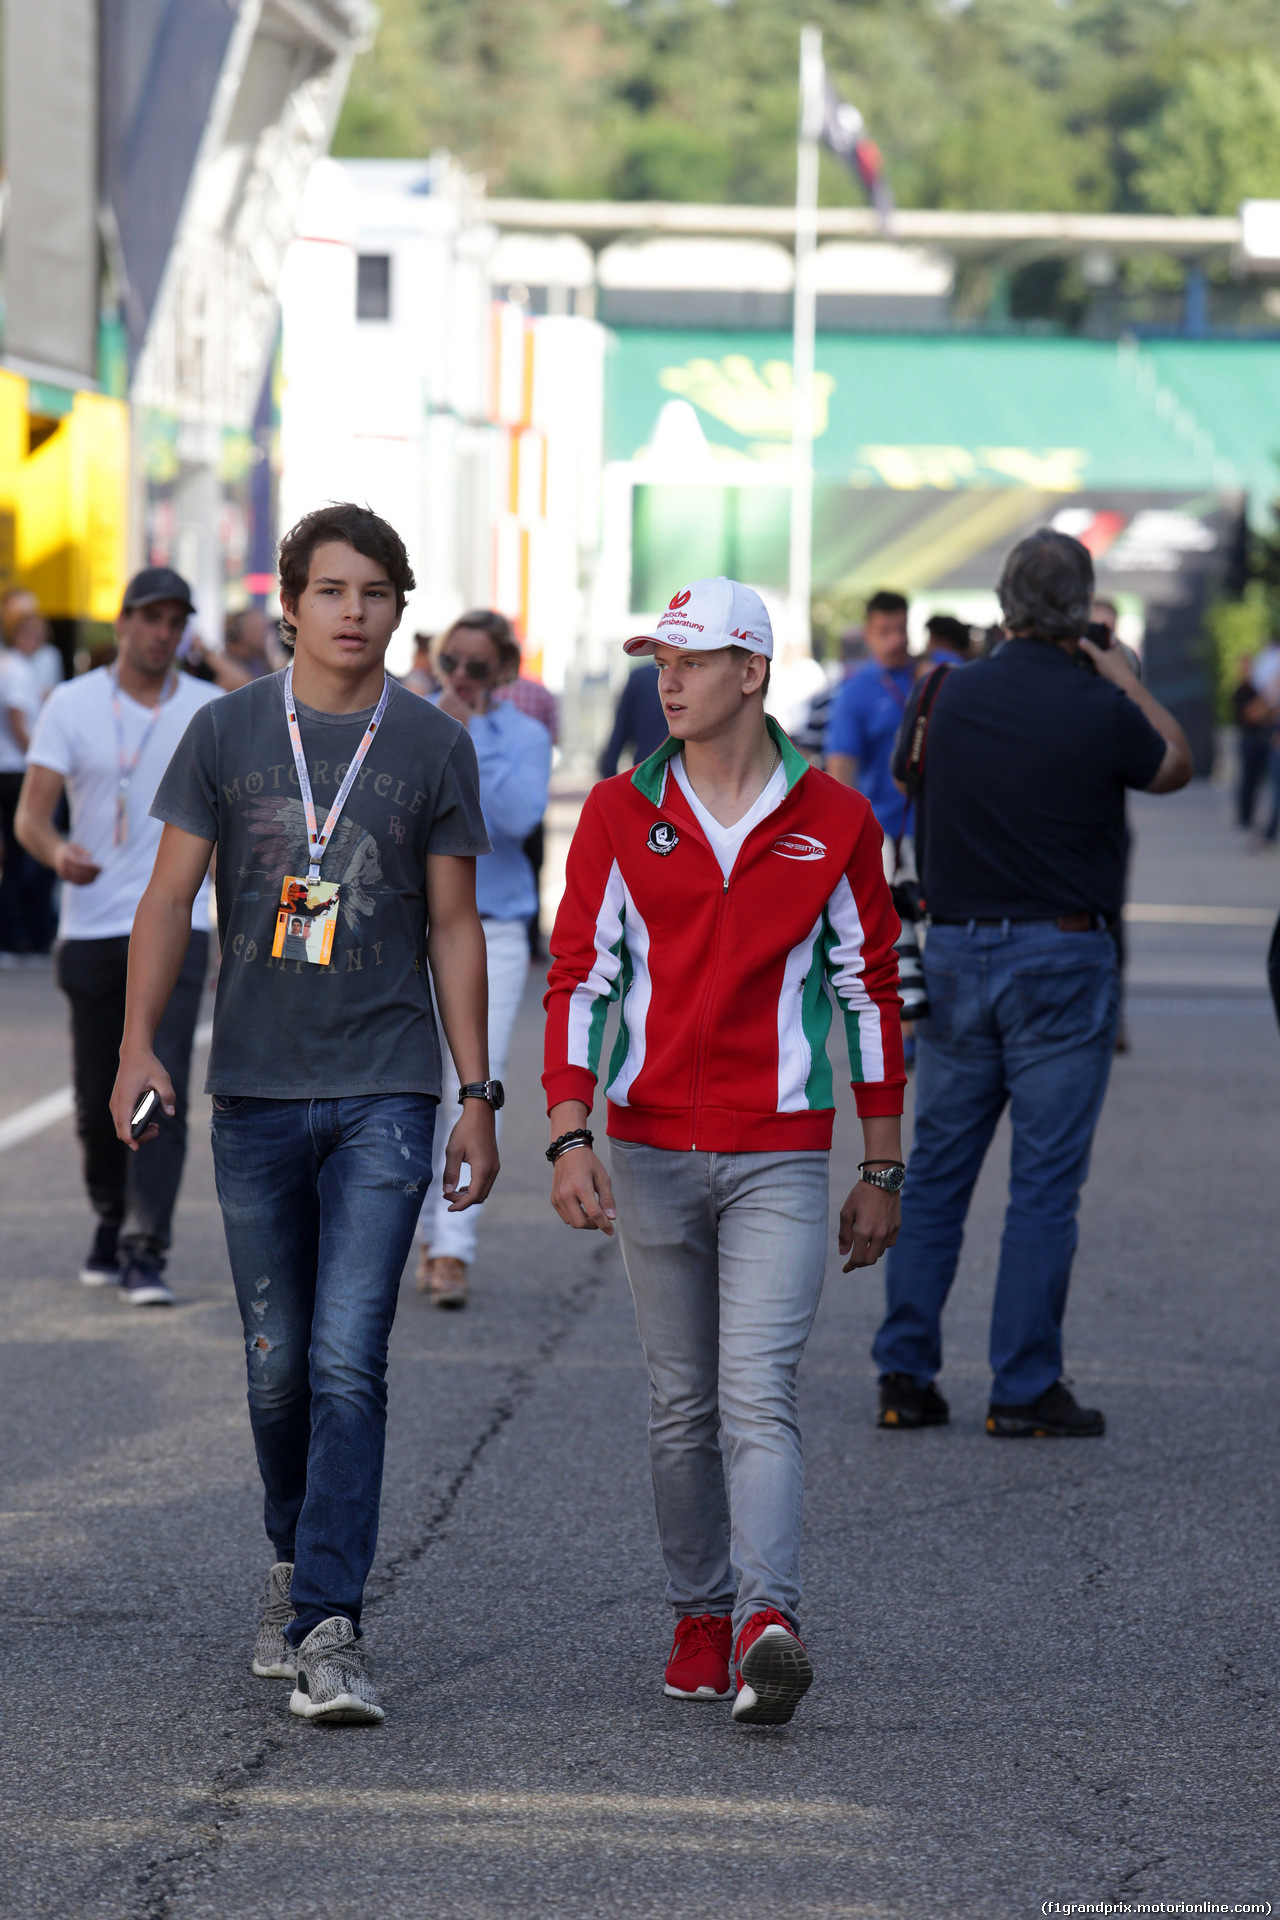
left=1262, top=742, right=1280, bottom=841
left=210, top=1093, right=435, bottom=1643
left=873, top=921, right=1118, bottom=1407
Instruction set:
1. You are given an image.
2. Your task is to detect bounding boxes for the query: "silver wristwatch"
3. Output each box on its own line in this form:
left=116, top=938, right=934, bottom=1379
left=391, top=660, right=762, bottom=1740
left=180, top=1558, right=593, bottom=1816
left=859, top=1161, right=905, bottom=1194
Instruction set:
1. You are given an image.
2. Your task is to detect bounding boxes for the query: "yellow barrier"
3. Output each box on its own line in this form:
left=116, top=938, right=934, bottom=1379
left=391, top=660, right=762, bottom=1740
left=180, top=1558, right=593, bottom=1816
left=0, top=369, right=129, bottom=620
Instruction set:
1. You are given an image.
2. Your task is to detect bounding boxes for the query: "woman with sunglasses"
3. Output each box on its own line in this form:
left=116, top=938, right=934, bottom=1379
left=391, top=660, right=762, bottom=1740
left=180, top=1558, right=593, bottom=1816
left=415, top=611, right=553, bottom=1306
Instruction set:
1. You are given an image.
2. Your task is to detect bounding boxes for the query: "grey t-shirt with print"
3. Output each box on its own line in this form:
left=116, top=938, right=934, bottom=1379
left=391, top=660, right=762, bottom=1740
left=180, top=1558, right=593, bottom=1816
left=151, top=671, right=490, bottom=1099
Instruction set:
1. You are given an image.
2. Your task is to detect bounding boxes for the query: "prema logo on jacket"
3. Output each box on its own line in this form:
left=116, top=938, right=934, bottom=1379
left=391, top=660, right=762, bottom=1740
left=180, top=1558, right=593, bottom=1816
left=771, top=832, right=827, bottom=861
left=668, top=589, right=692, bottom=609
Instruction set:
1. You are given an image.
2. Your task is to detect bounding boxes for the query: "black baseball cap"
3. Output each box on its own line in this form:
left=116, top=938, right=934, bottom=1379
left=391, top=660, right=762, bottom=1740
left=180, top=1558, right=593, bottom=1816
left=121, top=566, right=195, bottom=614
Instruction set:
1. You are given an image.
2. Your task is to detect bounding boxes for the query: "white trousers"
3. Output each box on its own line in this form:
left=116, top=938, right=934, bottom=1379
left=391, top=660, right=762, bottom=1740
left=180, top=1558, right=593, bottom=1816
left=417, top=916, right=530, bottom=1264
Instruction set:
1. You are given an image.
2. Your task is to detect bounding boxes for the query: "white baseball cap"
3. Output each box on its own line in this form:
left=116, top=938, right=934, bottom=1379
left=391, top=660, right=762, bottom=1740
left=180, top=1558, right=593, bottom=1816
left=624, top=576, right=774, bottom=659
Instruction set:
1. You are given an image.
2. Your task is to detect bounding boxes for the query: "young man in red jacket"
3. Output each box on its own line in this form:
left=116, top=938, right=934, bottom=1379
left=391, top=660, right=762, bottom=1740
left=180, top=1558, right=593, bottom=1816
left=544, top=576, right=906, bottom=1727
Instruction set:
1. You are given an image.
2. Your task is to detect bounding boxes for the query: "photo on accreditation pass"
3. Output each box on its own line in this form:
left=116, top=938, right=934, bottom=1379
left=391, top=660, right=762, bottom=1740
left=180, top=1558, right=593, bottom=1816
left=271, top=877, right=340, bottom=966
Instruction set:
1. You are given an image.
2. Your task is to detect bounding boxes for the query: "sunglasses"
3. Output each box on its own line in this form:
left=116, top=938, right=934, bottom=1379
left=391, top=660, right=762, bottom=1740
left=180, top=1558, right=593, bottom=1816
left=438, top=652, right=493, bottom=680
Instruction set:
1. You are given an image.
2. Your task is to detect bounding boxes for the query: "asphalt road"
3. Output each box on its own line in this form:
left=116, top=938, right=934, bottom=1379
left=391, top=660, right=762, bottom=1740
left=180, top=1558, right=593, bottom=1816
left=2, top=781, right=1278, bottom=1919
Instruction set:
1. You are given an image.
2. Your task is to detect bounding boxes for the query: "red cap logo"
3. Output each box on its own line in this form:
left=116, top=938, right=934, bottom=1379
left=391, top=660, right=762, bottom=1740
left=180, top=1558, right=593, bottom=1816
left=668, top=589, right=691, bottom=610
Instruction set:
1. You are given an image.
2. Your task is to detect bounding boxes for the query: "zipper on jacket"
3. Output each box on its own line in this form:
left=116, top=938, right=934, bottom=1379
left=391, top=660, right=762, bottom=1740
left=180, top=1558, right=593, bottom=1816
left=690, top=871, right=732, bottom=1149
left=676, top=780, right=800, bottom=1147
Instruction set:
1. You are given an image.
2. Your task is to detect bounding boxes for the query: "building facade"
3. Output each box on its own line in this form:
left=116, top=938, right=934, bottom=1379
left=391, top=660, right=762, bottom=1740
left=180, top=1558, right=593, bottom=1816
left=1, top=0, right=371, bottom=641
left=278, top=160, right=607, bottom=687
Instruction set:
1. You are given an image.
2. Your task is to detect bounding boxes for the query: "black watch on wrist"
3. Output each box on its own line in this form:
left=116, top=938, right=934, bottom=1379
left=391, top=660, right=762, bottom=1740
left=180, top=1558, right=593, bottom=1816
left=458, top=1080, right=505, bottom=1111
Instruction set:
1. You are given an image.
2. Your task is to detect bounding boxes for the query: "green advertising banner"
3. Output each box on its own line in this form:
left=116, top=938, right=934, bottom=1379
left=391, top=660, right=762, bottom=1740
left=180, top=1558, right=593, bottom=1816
left=606, top=328, right=1280, bottom=508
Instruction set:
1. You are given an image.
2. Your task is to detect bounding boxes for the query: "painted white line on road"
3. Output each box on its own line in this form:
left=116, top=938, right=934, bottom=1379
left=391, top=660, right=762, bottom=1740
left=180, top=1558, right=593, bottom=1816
left=0, top=1087, right=73, bottom=1152
left=0, top=1021, right=213, bottom=1156
left=1124, top=904, right=1276, bottom=926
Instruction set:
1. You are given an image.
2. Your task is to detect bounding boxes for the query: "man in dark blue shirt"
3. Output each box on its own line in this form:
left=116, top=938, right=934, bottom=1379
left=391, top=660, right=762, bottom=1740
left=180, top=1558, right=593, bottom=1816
left=874, top=530, right=1191, bottom=1440
left=600, top=663, right=667, bottom=778
left=824, top=590, right=915, bottom=844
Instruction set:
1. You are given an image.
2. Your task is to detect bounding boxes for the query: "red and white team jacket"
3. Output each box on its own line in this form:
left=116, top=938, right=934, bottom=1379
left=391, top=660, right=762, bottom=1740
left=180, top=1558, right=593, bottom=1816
left=543, top=722, right=905, bottom=1153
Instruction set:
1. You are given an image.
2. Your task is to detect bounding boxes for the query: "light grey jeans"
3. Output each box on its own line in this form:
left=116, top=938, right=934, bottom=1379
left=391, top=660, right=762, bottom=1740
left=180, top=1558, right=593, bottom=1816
left=610, top=1142, right=830, bottom=1640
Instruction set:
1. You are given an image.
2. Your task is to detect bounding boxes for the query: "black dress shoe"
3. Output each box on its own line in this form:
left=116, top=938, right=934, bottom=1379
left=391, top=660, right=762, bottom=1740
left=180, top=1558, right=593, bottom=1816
left=986, top=1379, right=1104, bottom=1438
left=878, top=1372, right=950, bottom=1429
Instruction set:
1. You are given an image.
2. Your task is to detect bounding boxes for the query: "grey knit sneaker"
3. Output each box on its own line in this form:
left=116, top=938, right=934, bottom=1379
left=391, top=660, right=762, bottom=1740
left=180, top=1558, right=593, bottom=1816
left=251, top=1562, right=297, bottom=1679
left=289, top=1616, right=384, bottom=1725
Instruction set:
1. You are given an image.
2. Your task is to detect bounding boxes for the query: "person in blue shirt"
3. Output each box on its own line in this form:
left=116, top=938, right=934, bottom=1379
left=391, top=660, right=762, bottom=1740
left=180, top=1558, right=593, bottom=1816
left=824, top=590, right=916, bottom=848
left=414, top=614, right=552, bottom=1307
left=922, top=613, right=973, bottom=668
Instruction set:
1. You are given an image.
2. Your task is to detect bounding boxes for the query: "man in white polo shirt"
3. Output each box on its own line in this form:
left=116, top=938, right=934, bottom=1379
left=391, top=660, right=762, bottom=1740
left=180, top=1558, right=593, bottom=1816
left=16, top=568, right=219, bottom=1305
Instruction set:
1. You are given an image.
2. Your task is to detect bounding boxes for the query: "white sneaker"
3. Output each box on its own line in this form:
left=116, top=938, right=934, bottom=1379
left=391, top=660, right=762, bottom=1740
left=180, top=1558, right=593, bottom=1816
left=289, top=1616, right=384, bottom=1725
left=251, top=1562, right=297, bottom=1679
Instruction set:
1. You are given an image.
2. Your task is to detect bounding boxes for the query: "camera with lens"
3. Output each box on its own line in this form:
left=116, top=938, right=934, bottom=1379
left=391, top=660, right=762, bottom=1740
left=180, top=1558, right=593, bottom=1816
left=890, top=877, right=930, bottom=1022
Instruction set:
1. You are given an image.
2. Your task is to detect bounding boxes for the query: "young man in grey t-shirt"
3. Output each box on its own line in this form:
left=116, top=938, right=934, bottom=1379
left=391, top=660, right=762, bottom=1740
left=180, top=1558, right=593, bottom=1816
left=111, top=504, right=500, bottom=1726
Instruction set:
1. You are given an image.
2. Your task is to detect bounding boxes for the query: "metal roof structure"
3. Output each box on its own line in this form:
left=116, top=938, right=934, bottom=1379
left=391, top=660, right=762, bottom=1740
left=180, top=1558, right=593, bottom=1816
left=482, top=199, right=1246, bottom=264
left=129, top=0, right=375, bottom=433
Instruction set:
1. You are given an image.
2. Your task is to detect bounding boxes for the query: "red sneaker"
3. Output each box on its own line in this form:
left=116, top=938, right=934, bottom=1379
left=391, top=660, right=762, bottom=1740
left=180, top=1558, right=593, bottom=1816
left=731, top=1608, right=813, bottom=1726
left=664, top=1613, right=733, bottom=1700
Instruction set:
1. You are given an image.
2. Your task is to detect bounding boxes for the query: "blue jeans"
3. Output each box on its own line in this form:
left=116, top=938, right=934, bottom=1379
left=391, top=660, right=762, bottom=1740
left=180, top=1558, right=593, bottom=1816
left=210, top=1094, right=436, bottom=1643
left=873, top=922, right=1118, bottom=1406
left=1263, top=743, right=1280, bottom=841
left=610, top=1143, right=829, bottom=1640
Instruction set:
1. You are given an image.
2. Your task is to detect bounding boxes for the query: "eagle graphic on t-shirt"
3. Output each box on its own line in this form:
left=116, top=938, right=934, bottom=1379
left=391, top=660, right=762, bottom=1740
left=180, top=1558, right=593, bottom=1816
left=244, top=795, right=384, bottom=933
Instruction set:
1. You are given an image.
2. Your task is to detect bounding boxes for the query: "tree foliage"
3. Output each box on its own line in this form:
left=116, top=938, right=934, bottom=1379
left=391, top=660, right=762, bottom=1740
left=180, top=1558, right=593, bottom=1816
left=334, top=0, right=1280, bottom=216
left=1127, top=57, right=1280, bottom=214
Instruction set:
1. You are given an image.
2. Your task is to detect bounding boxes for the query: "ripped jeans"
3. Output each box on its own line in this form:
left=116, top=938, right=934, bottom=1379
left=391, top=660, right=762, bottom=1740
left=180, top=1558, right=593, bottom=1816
left=210, top=1094, right=436, bottom=1643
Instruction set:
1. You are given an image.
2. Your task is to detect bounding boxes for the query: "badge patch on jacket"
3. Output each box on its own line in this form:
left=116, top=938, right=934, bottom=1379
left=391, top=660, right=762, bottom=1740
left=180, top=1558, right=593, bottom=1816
left=647, top=821, right=679, bottom=856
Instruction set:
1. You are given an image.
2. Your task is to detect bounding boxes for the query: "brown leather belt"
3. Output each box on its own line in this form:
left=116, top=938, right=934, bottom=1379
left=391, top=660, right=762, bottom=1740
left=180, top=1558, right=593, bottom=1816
left=930, top=912, right=1098, bottom=931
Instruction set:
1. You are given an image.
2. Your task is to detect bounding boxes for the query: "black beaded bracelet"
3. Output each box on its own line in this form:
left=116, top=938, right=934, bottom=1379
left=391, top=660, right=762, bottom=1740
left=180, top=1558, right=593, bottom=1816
left=546, top=1127, right=594, bottom=1164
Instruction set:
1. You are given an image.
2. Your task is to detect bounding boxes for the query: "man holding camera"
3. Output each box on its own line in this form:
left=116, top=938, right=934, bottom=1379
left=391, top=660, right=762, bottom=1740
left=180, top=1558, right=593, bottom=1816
left=874, top=530, right=1192, bottom=1437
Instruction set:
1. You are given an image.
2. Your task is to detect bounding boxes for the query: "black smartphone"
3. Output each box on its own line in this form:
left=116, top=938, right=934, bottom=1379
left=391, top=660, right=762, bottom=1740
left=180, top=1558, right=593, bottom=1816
left=130, top=1089, right=161, bottom=1140
left=1076, top=620, right=1117, bottom=674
